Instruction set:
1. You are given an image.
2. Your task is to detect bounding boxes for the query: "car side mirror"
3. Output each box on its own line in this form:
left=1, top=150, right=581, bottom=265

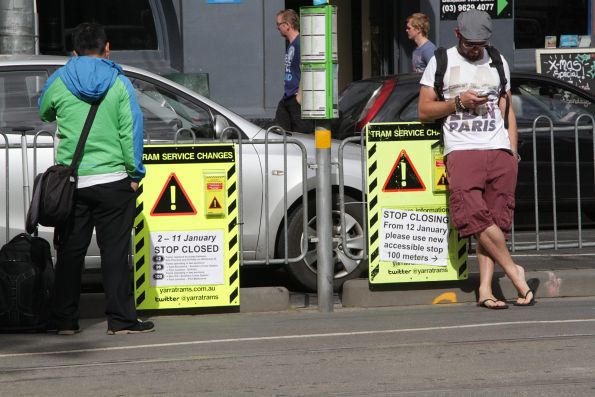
left=214, top=114, right=230, bottom=139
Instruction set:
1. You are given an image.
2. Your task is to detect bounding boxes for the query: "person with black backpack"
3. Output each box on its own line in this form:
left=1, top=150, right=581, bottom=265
left=38, top=23, right=154, bottom=334
left=418, top=10, right=536, bottom=310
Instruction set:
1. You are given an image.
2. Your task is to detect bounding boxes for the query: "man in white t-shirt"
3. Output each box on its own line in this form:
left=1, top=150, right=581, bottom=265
left=418, top=10, right=535, bottom=309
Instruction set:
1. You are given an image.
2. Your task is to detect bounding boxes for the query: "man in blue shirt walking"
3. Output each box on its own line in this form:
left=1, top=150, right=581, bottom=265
left=407, top=13, right=437, bottom=73
left=274, top=9, right=313, bottom=133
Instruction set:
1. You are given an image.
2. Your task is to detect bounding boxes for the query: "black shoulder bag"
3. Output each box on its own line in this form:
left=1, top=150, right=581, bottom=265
left=26, top=101, right=101, bottom=232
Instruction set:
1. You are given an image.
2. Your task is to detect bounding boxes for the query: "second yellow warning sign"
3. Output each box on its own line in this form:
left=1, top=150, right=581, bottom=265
left=366, top=122, right=468, bottom=285
left=204, top=171, right=225, bottom=217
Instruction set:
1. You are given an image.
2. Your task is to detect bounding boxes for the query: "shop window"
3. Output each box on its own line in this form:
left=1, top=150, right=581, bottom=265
left=38, top=0, right=157, bottom=55
left=514, top=0, right=590, bottom=49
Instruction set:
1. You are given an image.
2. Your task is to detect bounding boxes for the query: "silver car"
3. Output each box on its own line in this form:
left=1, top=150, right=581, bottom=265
left=0, top=55, right=366, bottom=291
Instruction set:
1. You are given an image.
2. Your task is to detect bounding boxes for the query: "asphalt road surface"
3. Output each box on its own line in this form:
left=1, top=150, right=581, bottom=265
left=2, top=297, right=595, bottom=396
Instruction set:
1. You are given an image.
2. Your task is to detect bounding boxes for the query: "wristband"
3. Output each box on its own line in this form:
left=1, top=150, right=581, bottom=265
left=454, top=95, right=466, bottom=112
left=459, top=95, right=467, bottom=110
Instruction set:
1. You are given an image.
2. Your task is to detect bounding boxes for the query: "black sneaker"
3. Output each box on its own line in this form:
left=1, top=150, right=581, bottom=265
left=107, top=320, right=155, bottom=335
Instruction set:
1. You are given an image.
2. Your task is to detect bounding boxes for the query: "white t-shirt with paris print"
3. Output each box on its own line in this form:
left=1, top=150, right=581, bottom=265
left=420, top=46, right=512, bottom=155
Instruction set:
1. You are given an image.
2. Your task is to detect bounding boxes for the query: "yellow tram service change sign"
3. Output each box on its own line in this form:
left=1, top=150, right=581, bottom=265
left=133, top=144, right=239, bottom=310
left=366, top=122, right=468, bottom=284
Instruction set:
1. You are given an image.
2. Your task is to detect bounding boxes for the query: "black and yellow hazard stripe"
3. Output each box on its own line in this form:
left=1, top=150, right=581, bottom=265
left=367, top=142, right=381, bottom=282
left=455, top=231, right=468, bottom=278
left=226, top=163, right=240, bottom=305
left=133, top=183, right=148, bottom=307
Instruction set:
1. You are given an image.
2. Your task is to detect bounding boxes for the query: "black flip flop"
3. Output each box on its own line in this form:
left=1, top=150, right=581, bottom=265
left=514, top=278, right=539, bottom=306
left=513, top=289, right=536, bottom=306
left=477, top=298, right=509, bottom=310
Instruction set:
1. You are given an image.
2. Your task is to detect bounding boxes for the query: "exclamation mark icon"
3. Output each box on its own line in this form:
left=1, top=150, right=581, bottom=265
left=400, top=158, right=407, bottom=187
left=170, top=186, right=176, bottom=210
left=439, top=174, right=448, bottom=185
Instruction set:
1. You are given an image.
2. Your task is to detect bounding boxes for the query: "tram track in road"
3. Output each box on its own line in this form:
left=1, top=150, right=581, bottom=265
left=2, top=301, right=595, bottom=396
left=2, top=328, right=595, bottom=375
left=2, top=333, right=595, bottom=397
left=356, top=379, right=595, bottom=397
left=2, top=318, right=595, bottom=360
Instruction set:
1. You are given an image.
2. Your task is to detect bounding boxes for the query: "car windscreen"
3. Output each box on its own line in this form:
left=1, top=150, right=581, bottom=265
left=130, top=77, right=216, bottom=142
left=373, top=81, right=420, bottom=123
left=334, top=80, right=382, bottom=140
left=0, top=70, right=54, bottom=134
left=512, top=79, right=595, bottom=126
left=338, top=81, right=383, bottom=113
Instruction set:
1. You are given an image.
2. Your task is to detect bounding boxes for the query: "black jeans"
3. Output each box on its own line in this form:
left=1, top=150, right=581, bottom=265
left=274, top=95, right=314, bottom=133
left=51, top=177, right=138, bottom=330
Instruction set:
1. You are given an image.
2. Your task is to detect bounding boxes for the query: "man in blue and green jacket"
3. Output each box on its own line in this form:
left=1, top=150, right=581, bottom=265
left=39, top=22, right=154, bottom=335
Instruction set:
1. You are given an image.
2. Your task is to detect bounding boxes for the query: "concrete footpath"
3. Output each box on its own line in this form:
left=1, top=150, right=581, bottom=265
left=79, top=248, right=595, bottom=318
left=343, top=247, right=595, bottom=308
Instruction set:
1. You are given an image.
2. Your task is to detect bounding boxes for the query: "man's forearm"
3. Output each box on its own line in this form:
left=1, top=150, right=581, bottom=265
left=508, top=127, right=518, bottom=154
left=501, top=91, right=518, bottom=153
left=419, top=98, right=455, bottom=122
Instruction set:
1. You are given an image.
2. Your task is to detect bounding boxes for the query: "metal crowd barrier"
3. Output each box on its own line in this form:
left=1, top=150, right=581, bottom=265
left=510, top=114, right=595, bottom=251
left=0, top=129, right=55, bottom=244
left=190, top=125, right=309, bottom=267
left=1, top=126, right=311, bottom=269
left=337, top=134, right=368, bottom=262
left=1, top=131, right=8, bottom=244
left=3, top=113, right=593, bottom=266
left=242, top=126, right=309, bottom=265
left=337, top=114, right=595, bottom=260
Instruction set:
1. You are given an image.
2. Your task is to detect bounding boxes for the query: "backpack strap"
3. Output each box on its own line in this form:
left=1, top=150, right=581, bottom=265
left=432, top=47, right=448, bottom=145
left=433, top=47, right=448, bottom=102
left=70, top=101, right=101, bottom=171
left=485, top=46, right=510, bottom=129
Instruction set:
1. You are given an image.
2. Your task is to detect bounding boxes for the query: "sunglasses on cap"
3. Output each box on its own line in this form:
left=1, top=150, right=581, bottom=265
left=460, top=37, right=489, bottom=49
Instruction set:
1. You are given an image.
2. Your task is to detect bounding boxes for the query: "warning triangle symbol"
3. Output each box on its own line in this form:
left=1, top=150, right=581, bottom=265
left=151, top=173, right=197, bottom=216
left=437, top=173, right=448, bottom=186
left=382, top=149, right=426, bottom=192
left=209, top=196, right=222, bottom=209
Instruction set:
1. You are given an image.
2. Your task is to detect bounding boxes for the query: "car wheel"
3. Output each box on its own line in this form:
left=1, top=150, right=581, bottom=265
left=280, top=194, right=367, bottom=292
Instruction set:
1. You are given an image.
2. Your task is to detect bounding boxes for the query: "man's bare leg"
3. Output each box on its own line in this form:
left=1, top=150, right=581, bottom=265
left=475, top=224, right=533, bottom=305
left=476, top=241, right=507, bottom=308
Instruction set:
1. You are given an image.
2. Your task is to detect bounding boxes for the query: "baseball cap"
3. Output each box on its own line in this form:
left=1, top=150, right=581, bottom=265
left=457, top=10, right=492, bottom=41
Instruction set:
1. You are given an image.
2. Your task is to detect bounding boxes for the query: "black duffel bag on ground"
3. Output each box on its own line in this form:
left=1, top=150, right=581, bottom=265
left=26, top=101, right=100, bottom=233
left=0, top=233, right=54, bottom=332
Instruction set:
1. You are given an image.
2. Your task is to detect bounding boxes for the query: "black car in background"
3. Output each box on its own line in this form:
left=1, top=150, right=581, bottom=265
left=334, top=72, right=595, bottom=228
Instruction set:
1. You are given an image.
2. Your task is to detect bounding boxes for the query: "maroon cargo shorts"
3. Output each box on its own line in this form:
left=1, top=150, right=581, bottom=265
left=445, top=149, right=518, bottom=238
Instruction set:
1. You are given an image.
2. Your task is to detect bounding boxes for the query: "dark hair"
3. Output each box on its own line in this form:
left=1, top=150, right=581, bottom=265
left=72, top=22, right=107, bottom=55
